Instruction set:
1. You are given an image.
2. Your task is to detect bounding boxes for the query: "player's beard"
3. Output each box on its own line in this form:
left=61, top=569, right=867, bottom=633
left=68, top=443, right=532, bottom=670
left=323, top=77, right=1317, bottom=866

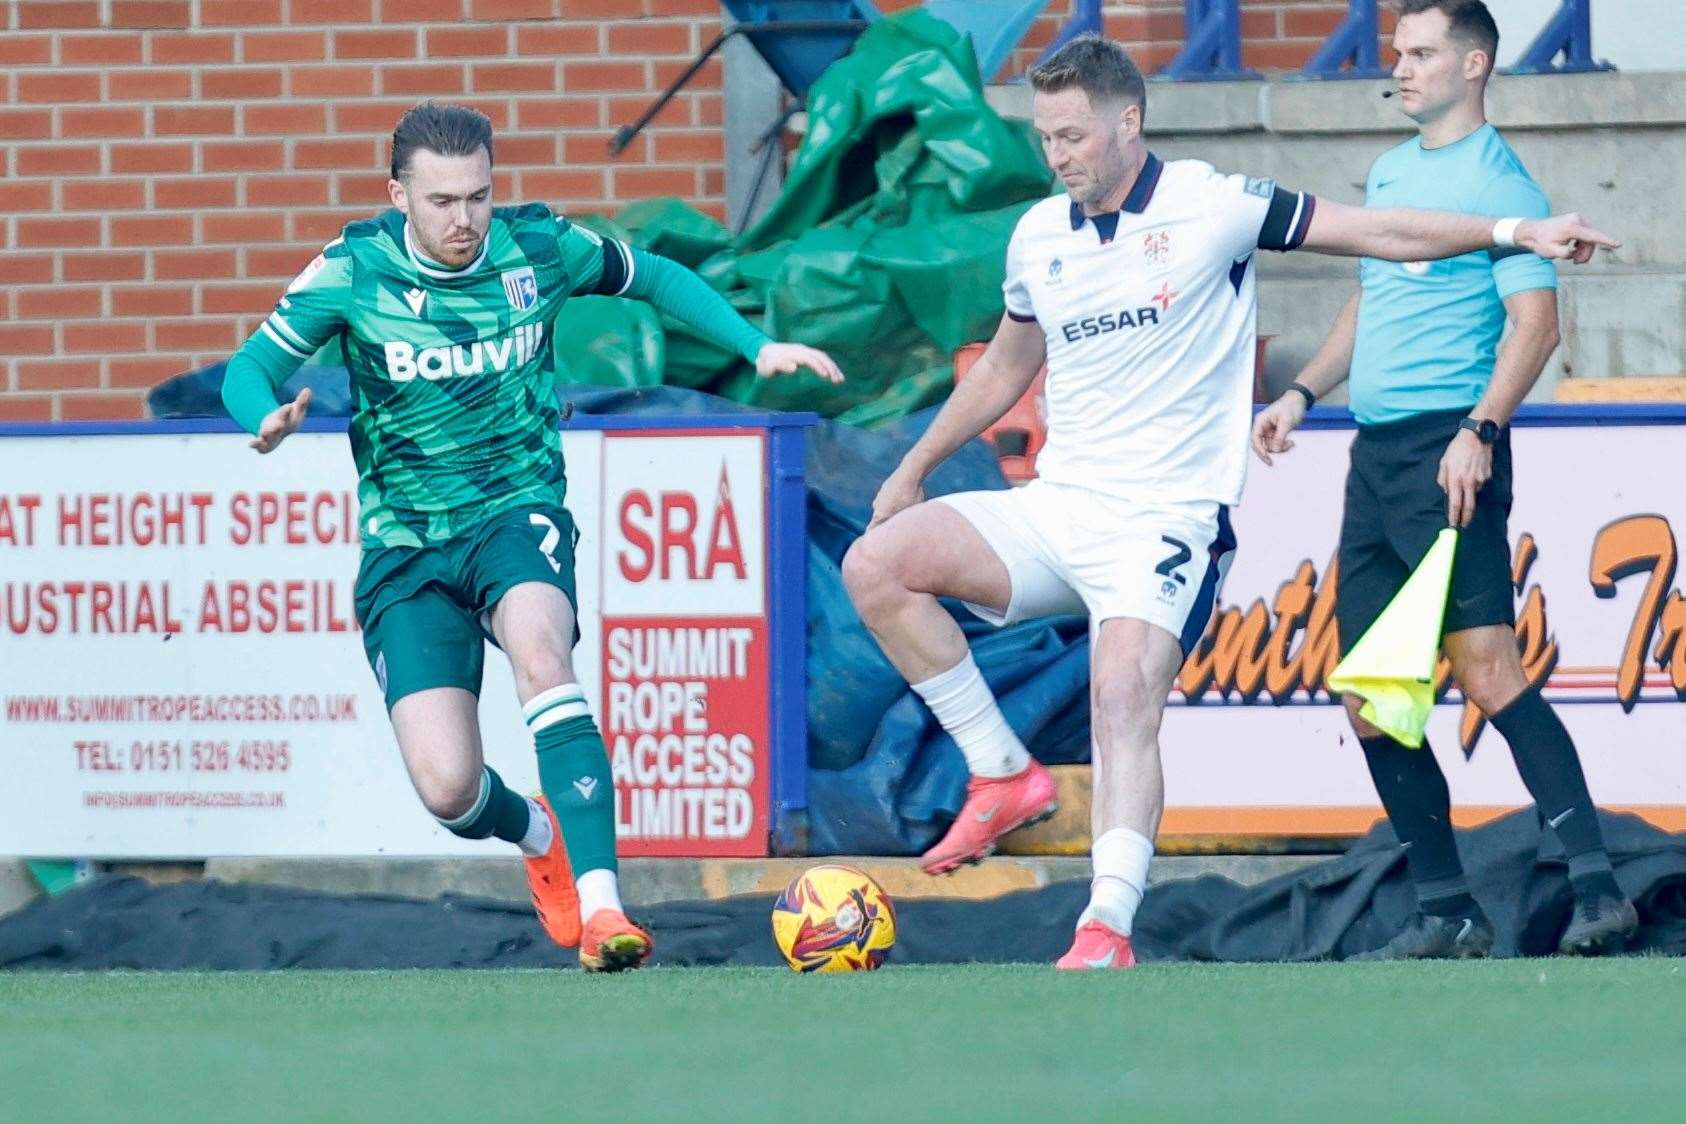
left=1079, top=168, right=1123, bottom=209
left=409, top=218, right=484, bottom=267
left=426, top=227, right=483, bottom=267
left=1060, top=166, right=1109, bottom=207
left=1078, top=142, right=1131, bottom=209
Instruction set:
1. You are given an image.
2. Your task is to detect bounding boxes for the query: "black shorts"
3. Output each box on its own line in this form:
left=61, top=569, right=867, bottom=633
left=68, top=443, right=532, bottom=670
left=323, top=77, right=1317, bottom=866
left=1336, top=408, right=1514, bottom=655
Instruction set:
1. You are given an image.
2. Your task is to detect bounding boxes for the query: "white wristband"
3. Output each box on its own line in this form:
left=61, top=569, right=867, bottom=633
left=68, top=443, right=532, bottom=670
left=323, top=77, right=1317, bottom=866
left=1492, top=217, right=1522, bottom=248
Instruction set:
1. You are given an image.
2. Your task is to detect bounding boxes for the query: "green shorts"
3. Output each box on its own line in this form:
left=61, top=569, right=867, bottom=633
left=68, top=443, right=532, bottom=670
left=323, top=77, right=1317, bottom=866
left=353, top=503, right=580, bottom=709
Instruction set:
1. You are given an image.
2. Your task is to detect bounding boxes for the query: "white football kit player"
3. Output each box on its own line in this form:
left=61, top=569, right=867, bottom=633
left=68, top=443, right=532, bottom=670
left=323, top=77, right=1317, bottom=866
left=937, top=153, right=1318, bottom=649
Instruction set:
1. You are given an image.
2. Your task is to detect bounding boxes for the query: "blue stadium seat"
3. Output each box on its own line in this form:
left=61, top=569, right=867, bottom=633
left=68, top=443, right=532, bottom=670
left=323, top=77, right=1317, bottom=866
left=920, top=0, right=1051, bottom=82
left=719, top=1, right=882, bottom=100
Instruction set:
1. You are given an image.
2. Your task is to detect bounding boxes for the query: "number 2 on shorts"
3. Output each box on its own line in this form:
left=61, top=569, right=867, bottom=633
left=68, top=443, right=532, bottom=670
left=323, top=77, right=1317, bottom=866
left=529, top=513, right=563, bottom=574
left=1156, top=535, right=1191, bottom=587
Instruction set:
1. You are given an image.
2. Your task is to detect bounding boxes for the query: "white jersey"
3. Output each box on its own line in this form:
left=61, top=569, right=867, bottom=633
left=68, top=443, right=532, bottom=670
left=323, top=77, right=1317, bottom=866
left=1003, top=155, right=1316, bottom=507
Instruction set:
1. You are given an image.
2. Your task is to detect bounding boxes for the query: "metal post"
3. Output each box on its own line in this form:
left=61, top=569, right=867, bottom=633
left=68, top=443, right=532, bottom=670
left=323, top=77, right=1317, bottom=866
left=1296, top=0, right=1390, bottom=80
left=724, top=15, right=786, bottom=232
left=1033, top=0, right=1103, bottom=68
left=765, top=417, right=815, bottom=855
left=1159, top=0, right=1260, bottom=82
left=1509, top=0, right=1613, bottom=75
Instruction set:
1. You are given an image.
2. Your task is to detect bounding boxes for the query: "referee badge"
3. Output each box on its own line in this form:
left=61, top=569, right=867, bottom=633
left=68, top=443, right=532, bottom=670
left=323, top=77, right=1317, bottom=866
left=501, top=266, right=538, bottom=311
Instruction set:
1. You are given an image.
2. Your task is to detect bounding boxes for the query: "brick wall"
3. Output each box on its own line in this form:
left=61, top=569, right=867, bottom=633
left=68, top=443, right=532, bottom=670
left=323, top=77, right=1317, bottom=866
left=1, top=0, right=724, bottom=421
left=2, top=0, right=1392, bottom=422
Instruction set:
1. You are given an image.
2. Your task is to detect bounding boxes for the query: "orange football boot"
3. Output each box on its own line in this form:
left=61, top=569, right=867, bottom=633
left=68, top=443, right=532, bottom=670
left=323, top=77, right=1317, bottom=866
left=579, top=909, right=654, bottom=973
left=522, top=795, right=581, bottom=948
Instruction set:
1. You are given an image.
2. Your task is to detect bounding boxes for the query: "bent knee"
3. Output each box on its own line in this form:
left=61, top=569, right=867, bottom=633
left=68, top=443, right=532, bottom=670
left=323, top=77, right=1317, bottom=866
left=843, top=532, right=907, bottom=602
left=509, top=649, right=574, bottom=698
left=414, top=768, right=480, bottom=821
left=1456, top=664, right=1526, bottom=715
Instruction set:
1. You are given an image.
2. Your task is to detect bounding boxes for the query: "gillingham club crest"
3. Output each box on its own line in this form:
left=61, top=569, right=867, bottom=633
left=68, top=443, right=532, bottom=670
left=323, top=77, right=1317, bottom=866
left=501, top=266, right=538, bottom=311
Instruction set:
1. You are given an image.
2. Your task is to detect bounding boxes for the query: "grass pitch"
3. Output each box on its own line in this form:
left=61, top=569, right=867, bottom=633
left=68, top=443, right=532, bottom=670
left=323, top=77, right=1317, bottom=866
left=4, top=960, right=1684, bottom=1122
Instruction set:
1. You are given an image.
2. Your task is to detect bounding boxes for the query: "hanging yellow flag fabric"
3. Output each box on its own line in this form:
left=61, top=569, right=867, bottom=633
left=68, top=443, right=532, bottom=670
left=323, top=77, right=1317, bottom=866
left=1328, top=527, right=1459, bottom=747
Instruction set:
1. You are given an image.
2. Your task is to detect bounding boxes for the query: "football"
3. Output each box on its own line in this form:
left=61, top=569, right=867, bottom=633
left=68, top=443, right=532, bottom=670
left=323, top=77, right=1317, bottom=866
left=770, top=864, right=897, bottom=973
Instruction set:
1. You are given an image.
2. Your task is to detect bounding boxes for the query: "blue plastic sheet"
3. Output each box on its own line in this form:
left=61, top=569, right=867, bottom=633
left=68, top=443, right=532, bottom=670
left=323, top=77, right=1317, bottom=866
left=149, top=373, right=1092, bottom=856
left=571, top=387, right=1093, bottom=856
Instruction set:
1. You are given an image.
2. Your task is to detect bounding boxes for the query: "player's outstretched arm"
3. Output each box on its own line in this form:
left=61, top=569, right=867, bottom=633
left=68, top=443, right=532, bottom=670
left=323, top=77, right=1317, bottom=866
left=620, top=248, right=843, bottom=383
left=755, top=341, right=843, bottom=384
left=1251, top=291, right=1359, bottom=466
left=225, top=239, right=350, bottom=454
left=869, top=313, right=1045, bottom=530
left=1299, top=199, right=1619, bottom=265
left=223, top=339, right=310, bottom=454
left=249, top=388, right=313, bottom=454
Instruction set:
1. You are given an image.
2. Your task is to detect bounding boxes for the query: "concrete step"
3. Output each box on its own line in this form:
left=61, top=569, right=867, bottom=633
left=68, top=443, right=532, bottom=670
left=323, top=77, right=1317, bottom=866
left=1, top=849, right=1324, bottom=916
left=996, top=766, right=1345, bottom=857
left=8, top=760, right=1338, bottom=916
left=9, top=761, right=1342, bottom=916
left=1555, top=376, right=1686, bottom=402
left=0, top=859, right=40, bottom=921
left=997, top=765, right=1091, bottom=856
left=8, top=760, right=1336, bottom=916
left=193, top=851, right=1322, bottom=906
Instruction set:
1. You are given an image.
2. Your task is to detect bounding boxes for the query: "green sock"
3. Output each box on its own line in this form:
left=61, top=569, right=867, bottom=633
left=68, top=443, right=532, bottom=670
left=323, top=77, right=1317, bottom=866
left=526, top=686, right=617, bottom=876
left=436, top=766, right=532, bottom=844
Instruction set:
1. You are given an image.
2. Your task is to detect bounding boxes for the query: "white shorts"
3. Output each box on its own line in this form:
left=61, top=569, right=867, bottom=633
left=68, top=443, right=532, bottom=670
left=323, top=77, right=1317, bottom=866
left=933, top=479, right=1236, bottom=654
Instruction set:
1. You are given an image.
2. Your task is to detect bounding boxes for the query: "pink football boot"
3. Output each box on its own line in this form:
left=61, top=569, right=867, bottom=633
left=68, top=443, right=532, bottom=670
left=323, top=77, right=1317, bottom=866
left=1055, top=920, right=1137, bottom=970
left=920, top=759, right=1059, bottom=875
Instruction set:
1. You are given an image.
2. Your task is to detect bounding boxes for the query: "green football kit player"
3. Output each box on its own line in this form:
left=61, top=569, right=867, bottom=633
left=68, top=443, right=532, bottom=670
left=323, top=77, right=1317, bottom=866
left=222, top=103, right=843, bottom=971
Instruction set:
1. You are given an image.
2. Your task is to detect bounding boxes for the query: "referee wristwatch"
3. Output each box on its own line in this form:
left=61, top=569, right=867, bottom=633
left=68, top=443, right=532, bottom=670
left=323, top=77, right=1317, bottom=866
left=1459, top=416, right=1501, bottom=445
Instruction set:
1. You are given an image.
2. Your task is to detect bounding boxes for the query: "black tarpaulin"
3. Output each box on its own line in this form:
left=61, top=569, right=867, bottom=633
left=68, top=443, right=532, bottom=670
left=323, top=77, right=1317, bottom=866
left=4, top=812, right=1683, bottom=970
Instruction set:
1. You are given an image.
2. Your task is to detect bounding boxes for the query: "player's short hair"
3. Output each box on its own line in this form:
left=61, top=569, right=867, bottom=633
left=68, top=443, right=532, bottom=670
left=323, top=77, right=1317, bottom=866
left=1027, top=34, right=1147, bottom=123
left=1397, top=0, right=1500, bottom=70
left=390, top=101, right=496, bottom=181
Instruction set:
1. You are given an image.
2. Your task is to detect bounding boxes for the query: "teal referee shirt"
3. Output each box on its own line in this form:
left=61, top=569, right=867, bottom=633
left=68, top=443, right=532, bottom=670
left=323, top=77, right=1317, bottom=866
left=1349, top=123, right=1558, bottom=426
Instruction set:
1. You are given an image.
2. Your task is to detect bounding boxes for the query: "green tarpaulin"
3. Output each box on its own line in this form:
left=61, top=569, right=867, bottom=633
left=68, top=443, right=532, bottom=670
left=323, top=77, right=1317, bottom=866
left=564, top=10, right=1053, bottom=425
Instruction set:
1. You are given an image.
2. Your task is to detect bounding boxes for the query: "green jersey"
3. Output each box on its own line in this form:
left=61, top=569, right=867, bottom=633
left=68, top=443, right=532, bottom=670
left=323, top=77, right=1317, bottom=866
left=248, top=205, right=634, bottom=548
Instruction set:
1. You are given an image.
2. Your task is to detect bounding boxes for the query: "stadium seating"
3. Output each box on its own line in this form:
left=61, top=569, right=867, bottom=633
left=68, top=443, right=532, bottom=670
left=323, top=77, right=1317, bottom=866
left=920, top=0, right=1051, bottom=81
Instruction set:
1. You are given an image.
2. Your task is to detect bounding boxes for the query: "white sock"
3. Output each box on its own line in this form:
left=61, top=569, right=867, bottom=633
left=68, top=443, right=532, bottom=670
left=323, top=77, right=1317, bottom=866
left=517, top=796, right=553, bottom=858
left=577, top=868, right=622, bottom=919
left=910, top=652, right=1031, bottom=778
left=1078, top=827, right=1154, bottom=936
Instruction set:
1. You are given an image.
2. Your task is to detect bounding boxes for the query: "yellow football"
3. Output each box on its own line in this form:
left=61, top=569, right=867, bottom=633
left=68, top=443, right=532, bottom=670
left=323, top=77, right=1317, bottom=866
left=770, top=864, right=897, bottom=973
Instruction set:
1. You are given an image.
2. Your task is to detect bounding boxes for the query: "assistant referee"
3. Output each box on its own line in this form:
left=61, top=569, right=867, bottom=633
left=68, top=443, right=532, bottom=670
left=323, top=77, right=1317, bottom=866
left=1252, top=0, right=1637, bottom=958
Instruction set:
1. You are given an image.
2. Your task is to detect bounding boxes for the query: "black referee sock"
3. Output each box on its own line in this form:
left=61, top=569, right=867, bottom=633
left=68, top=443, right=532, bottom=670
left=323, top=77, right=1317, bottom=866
left=1489, top=685, right=1616, bottom=903
left=1359, top=733, right=1472, bottom=915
